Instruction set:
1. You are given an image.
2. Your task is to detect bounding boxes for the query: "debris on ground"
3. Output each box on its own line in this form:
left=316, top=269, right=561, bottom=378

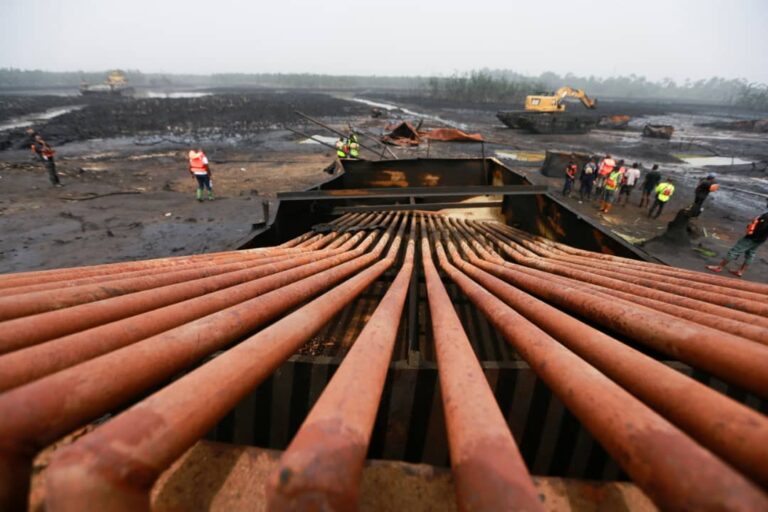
left=642, top=124, right=675, bottom=139
left=381, top=121, right=484, bottom=146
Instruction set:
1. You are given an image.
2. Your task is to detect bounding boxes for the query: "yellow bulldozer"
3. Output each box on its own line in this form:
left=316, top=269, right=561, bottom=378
left=497, top=86, right=599, bottom=134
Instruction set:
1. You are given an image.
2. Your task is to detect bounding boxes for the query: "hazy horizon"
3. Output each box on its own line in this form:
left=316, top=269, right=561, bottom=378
left=2, top=0, right=767, bottom=84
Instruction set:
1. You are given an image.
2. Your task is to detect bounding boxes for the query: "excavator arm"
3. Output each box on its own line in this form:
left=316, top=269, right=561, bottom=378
left=524, top=86, right=597, bottom=112
left=554, top=86, right=598, bottom=109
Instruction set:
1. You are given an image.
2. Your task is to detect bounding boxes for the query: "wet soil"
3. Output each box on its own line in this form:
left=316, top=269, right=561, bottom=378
left=1, top=89, right=766, bottom=283
left=0, top=145, right=337, bottom=273
left=0, top=91, right=366, bottom=150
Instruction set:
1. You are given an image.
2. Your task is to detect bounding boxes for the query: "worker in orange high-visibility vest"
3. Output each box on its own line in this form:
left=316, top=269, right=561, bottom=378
left=648, top=177, right=675, bottom=219
left=593, top=154, right=616, bottom=201
left=188, top=149, right=214, bottom=201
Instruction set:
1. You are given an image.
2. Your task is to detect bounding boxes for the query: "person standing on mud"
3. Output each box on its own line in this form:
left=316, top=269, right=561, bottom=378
left=599, top=166, right=623, bottom=214
left=348, top=133, right=360, bottom=159
left=579, top=157, right=597, bottom=202
left=594, top=154, right=616, bottom=201
left=26, top=128, right=61, bottom=186
left=618, top=162, right=641, bottom=206
left=639, top=164, right=661, bottom=207
left=648, top=177, right=675, bottom=218
left=335, top=136, right=349, bottom=158
left=706, top=200, right=768, bottom=277
left=690, top=174, right=719, bottom=217
left=562, top=159, right=578, bottom=197
left=188, top=148, right=214, bottom=201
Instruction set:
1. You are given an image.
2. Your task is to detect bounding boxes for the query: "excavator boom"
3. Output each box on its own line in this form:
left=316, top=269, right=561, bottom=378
left=524, top=86, right=597, bottom=112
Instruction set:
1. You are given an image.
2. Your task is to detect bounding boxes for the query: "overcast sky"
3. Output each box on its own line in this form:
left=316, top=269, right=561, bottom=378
left=1, top=0, right=767, bottom=83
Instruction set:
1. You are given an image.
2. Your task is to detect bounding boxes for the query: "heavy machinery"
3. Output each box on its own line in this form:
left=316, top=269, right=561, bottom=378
left=79, top=70, right=134, bottom=97
left=497, top=86, right=599, bottom=134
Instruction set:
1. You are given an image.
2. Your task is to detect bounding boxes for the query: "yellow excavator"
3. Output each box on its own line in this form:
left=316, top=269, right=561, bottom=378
left=497, top=86, right=599, bottom=134
left=524, top=86, right=597, bottom=112
left=80, top=70, right=134, bottom=97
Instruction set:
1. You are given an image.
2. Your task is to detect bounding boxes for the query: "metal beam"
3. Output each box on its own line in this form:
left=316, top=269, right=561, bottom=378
left=278, top=185, right=547, bottom=201
left=331, top=202, right=502, bottom=214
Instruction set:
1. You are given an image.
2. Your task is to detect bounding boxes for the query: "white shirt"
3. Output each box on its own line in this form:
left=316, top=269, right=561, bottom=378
left=624, top=167, right=641, bottom=186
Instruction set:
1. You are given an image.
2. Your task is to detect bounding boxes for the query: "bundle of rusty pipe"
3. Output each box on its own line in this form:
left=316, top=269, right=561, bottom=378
left=0, top=211, right=766, bottom=511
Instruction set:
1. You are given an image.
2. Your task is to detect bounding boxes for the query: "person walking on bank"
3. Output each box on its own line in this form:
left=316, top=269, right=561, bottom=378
left=691, top=174, right=719, bottom=216
left=706, top=200, right=768, bottom=277
left=579, top=157, right=597, bottom=202
left=188, top=148, right=214, bottom=201
left=618, top=162, right=641, bottom=206
left=648, top=177, right=675, bottom=218
left=26, top=128, right=61, bottom=186
left=639, top=164, right=661, bottom=208
left=562, top=159, right=578, bottom=197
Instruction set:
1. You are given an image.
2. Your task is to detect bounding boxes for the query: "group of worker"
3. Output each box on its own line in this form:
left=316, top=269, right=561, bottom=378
left=562, top=154, right=767, bottom=277
left=335, top=133, right=360, bottom=159
left=563, top=155, right=676, bottom=217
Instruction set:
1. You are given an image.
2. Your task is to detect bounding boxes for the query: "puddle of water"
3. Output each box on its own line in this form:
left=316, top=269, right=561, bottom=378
left=0, top=105, right=85, bottom=131
left=679, top=155, right=754, bottom=166
left=144, top=91, right=213, bottom=99
left=351, top=97, right=467, bottom=130
left=299, top=135, right=339, bottom=145
left=495, top=150, right=545, bottom=162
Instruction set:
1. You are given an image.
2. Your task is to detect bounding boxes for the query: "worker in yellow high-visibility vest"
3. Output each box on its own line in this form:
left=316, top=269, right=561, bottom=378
left=648, top=178, right=675, bottom=219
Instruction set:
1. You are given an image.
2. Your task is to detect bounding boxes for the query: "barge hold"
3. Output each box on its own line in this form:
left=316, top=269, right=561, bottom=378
left=0, top=158, right=766, bottom=511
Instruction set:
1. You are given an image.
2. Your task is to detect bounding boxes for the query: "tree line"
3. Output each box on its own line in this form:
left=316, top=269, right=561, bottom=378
left=1, top=67, right=766, bottom=109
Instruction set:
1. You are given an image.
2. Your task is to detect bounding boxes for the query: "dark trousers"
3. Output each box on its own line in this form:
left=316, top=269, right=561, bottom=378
left=43, top=156, right=60, bottom=185
left=648, top=198, right=666, bottom=218
left=194, top=174, right=212, bottom=191
left=562, top=178, right=574, bottom=197
left=579, top=181, right=593, bottom=200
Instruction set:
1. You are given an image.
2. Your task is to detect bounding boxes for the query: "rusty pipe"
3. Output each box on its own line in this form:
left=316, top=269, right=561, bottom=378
left=466, top=243, right=768, bottom=398
left=0, top=249, right=308, bottom=297
left=485, top=223, right=768, bottom=316
left=525, top=267, right=768, bottom=346
left=0, top=216, right=400, bottom=511
left=421, top=216, right=543, bottom=512
left=0, top=251, right=340, bottom=323
left=430, top=223, right=768, bottom=511
left=511, top=233, right=767, bottom=305
left=477, top=222, right=768, bottom=331
left=0, top=214, right=386, bottom=323
left=0, top=246, right=363, bottom=390
left=266, top=218, right=415, bottom=511
left=0, top=246, right=302, bottom=291
left=42, top=216, right=406, bottom=512
left=501, top=224, right=768, bottom=295
left=438, top=220, right=768, bottom=487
